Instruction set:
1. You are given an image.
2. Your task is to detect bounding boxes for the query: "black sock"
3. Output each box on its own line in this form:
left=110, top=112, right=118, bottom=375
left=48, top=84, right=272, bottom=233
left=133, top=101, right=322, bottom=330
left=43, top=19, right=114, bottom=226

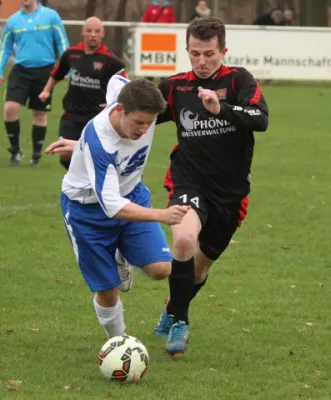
left=168, top=258, right=195, bottom=324
left=191, top=275, right=208, bottom=300
left=167, top=275, right=208, bottom=315
left=60, top=158, right=71, bottom=170
left=5, top=120, right=20, bottom=151
left=32, top=125, right=47, bottom=155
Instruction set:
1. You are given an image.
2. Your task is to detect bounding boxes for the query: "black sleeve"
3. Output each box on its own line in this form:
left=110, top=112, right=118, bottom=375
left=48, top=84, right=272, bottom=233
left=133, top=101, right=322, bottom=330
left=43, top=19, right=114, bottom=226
left=156, top=79, right=175, bottom=125
left=106, top=56, right=127, bottom=77
left=51, top=50, right=70, bottom=81
left=218, top=69, right=269, bottom=132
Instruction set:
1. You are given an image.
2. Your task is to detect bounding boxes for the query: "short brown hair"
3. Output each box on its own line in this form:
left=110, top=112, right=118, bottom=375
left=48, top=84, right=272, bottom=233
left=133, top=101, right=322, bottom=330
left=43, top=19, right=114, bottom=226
left=118, top=79, right=167, bottom=115
left=186, top=17, right=226, bottom=50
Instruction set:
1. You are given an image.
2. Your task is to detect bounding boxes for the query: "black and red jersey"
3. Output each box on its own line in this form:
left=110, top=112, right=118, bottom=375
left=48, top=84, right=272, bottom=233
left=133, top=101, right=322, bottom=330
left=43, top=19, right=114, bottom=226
left=158, top=65, right=269, bottom=203
left=51, top=42, right=127, bottom=117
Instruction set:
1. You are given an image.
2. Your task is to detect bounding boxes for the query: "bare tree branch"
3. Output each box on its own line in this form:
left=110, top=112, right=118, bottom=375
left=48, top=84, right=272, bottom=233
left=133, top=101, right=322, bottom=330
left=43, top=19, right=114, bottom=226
left=86, top=0, right=98, bottom=18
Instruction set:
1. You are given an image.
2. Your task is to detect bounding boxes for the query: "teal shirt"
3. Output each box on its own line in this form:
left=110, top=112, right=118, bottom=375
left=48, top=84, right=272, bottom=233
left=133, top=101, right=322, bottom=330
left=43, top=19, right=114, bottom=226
left=0, top=4, right=69, bottom=77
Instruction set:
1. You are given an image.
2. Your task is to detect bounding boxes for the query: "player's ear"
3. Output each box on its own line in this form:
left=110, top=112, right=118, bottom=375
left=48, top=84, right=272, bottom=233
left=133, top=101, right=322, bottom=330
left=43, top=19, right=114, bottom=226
left=116, top=103, right=124, bottom=112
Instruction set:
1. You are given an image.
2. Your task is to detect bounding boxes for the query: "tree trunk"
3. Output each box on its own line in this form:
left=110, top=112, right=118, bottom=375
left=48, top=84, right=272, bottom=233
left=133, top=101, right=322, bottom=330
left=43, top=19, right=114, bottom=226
left=182, top=0, right=197, bottom=22
left=310, top=0, right=328, bottom=26
left=85, top=0, right=97, bottom=18
left=256, top=0, right=268, bottom=16
left=299, top=0, right=309, bottom=25
left=300, top=0, right=327, bottom=26
left=112, top=0, right=128, bottom=59
left=175, top=1, right=182, bottom=22
left=276, top=0, right=287, bottom=9
left=135, top=0, right=145, bottom=18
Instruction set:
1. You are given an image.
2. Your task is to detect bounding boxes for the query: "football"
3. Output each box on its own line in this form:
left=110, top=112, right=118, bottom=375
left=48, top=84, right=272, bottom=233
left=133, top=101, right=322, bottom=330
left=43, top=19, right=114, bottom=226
left=98, top=334, right=149, bottom=383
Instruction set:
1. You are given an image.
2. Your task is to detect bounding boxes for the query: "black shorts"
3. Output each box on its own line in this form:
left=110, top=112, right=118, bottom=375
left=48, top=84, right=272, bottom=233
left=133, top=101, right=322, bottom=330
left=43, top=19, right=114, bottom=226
left=58, top=113, right=93, bottom=141
left=6, top=64, right=54, bottom=111
left=165, top=170, right=249, bottom=261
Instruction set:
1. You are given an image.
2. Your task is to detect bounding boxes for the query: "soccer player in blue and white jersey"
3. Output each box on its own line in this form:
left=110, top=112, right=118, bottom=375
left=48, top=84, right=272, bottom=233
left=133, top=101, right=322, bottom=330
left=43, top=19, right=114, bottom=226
left=48, top=76, right=190, bottom=339
left=0, top=0, right=69, bottom=166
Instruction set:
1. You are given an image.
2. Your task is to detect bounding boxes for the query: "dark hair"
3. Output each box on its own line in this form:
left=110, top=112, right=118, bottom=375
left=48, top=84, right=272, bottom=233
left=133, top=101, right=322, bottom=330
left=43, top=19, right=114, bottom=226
left=186, top=17, right=226, bottom=50
left=118, top=79, right=167, bottom=115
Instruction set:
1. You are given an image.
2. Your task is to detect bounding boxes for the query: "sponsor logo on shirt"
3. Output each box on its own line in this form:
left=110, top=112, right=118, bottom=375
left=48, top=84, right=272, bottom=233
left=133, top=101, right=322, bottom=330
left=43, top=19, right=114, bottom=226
left=120, top=146, right=149, bottom=176
left=93, top=62, right=103, bottom=70
left=70, top=68, right=101, bottom=89
left=215, top=88, right=227, bottom=100
left=176, top=86, right=194, bottom=92
left=179, top=108, right=236, bottom=137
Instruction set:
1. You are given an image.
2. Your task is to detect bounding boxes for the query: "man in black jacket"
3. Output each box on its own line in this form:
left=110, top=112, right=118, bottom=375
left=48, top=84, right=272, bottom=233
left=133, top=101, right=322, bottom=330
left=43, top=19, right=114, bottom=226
left=253, top=8, right=284, bottom=26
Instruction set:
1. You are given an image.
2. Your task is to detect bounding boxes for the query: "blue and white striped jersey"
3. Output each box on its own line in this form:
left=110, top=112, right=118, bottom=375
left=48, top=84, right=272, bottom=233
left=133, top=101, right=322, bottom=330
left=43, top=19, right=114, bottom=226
left=62, top=75, right=156, bottom=219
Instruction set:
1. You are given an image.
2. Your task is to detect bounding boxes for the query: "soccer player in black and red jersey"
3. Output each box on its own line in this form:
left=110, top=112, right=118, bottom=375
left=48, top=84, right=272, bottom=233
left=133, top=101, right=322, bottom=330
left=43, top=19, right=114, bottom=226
left=153, top=17, right=269, bottom=355
left=39, top=16, right=127, bottom=170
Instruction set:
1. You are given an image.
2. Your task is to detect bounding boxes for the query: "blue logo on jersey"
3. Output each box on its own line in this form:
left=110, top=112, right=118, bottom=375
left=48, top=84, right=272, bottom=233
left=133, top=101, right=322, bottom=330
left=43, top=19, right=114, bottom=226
left=121, top=145, right=149, bottom=176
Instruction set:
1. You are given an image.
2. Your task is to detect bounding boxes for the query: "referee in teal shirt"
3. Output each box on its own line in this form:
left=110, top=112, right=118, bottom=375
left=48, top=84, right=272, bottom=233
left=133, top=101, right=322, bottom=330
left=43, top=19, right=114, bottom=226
left=0, top=0, right=69, bottom=166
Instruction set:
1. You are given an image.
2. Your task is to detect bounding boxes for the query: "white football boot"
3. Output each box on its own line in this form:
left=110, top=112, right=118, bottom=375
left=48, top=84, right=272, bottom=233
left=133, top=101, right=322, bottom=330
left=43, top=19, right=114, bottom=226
left=115, top=250, right=133, bottom=292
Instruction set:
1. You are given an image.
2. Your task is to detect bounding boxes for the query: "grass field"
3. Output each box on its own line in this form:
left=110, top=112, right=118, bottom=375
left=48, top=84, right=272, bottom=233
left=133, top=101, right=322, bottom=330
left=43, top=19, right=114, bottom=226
left=0, top=81, right=331, bottom=400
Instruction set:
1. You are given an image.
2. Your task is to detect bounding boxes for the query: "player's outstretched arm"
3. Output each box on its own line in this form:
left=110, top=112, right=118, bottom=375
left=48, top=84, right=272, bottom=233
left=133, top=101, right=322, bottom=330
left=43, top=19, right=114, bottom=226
left=115, top=203, right=191, bottom=225
left=39, top=77, right=57, bottom=102
left=44, top=139, right=77, bottom=155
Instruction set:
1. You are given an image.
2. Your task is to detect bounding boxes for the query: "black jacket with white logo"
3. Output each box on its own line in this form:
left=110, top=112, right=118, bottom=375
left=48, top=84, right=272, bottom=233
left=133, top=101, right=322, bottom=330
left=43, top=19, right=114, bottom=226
left=157, top=65, right=269, bottom=203
left=51, top=42, right=127, bottom=116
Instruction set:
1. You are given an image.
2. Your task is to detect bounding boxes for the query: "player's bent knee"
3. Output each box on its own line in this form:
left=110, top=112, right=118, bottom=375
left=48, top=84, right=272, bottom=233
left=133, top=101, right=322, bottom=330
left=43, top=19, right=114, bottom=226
left=173, top=233, right=197, bottom=255
left=4, top=101, right=20, bottom=120
left=142, top=261, right=171, bottom=280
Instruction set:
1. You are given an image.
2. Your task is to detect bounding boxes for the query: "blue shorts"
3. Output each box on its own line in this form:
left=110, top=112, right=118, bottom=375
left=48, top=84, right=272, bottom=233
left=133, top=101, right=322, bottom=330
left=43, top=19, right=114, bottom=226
left=61, top=183, right=172, bottom=292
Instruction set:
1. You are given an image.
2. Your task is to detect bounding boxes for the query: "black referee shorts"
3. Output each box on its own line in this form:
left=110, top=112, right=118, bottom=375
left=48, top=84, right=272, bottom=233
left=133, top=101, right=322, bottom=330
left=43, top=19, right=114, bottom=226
left=165, top=169, right=249, bottom=261
left=6, top=64, right=54, bottom=111
left=58, top=112, right=93, bottom=141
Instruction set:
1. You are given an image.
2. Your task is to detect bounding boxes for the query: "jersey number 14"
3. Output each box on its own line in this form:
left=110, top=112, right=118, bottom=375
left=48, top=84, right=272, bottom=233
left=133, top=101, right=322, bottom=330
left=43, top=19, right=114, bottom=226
left=179, top=194, right=200, bottom=208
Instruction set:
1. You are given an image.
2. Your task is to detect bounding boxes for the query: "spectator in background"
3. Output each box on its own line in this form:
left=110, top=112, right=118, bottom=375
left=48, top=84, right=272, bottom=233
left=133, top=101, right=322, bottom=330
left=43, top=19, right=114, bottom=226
left=39, top=17, right=127, bottom=171
left=142, top=1, right=176, bottom=81
left=253, top=8, right=284, bottom=26
left=190, top=0, right=211, bottom=22
left=284, top=9, right=294, bottom=25
left=0, top=0, right=68, bottom=167
left=142, top=0, right=176, bottom=23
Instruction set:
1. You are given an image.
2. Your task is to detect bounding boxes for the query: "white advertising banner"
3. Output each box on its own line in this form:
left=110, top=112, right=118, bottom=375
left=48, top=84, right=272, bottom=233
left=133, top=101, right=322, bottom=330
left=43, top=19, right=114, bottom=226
left=134, top=25, right=331, bottom=80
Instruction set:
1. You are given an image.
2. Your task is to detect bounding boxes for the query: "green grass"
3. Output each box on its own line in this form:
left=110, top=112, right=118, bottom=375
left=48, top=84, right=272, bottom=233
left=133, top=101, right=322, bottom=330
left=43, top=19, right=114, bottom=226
left=0, top=81, right=331, bottom=399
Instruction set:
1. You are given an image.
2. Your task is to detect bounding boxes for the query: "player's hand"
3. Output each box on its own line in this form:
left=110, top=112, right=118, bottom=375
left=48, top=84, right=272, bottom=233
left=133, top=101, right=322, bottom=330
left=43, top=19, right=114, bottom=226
left=198, top=86, right=221, bottom=115
left=39, top=90, right=50, bottom=102
left=0, top=77, right=4, bottom=86
left=162, top=205, right=191, bottom=225
left=44, top=139, right=77, bottom=155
